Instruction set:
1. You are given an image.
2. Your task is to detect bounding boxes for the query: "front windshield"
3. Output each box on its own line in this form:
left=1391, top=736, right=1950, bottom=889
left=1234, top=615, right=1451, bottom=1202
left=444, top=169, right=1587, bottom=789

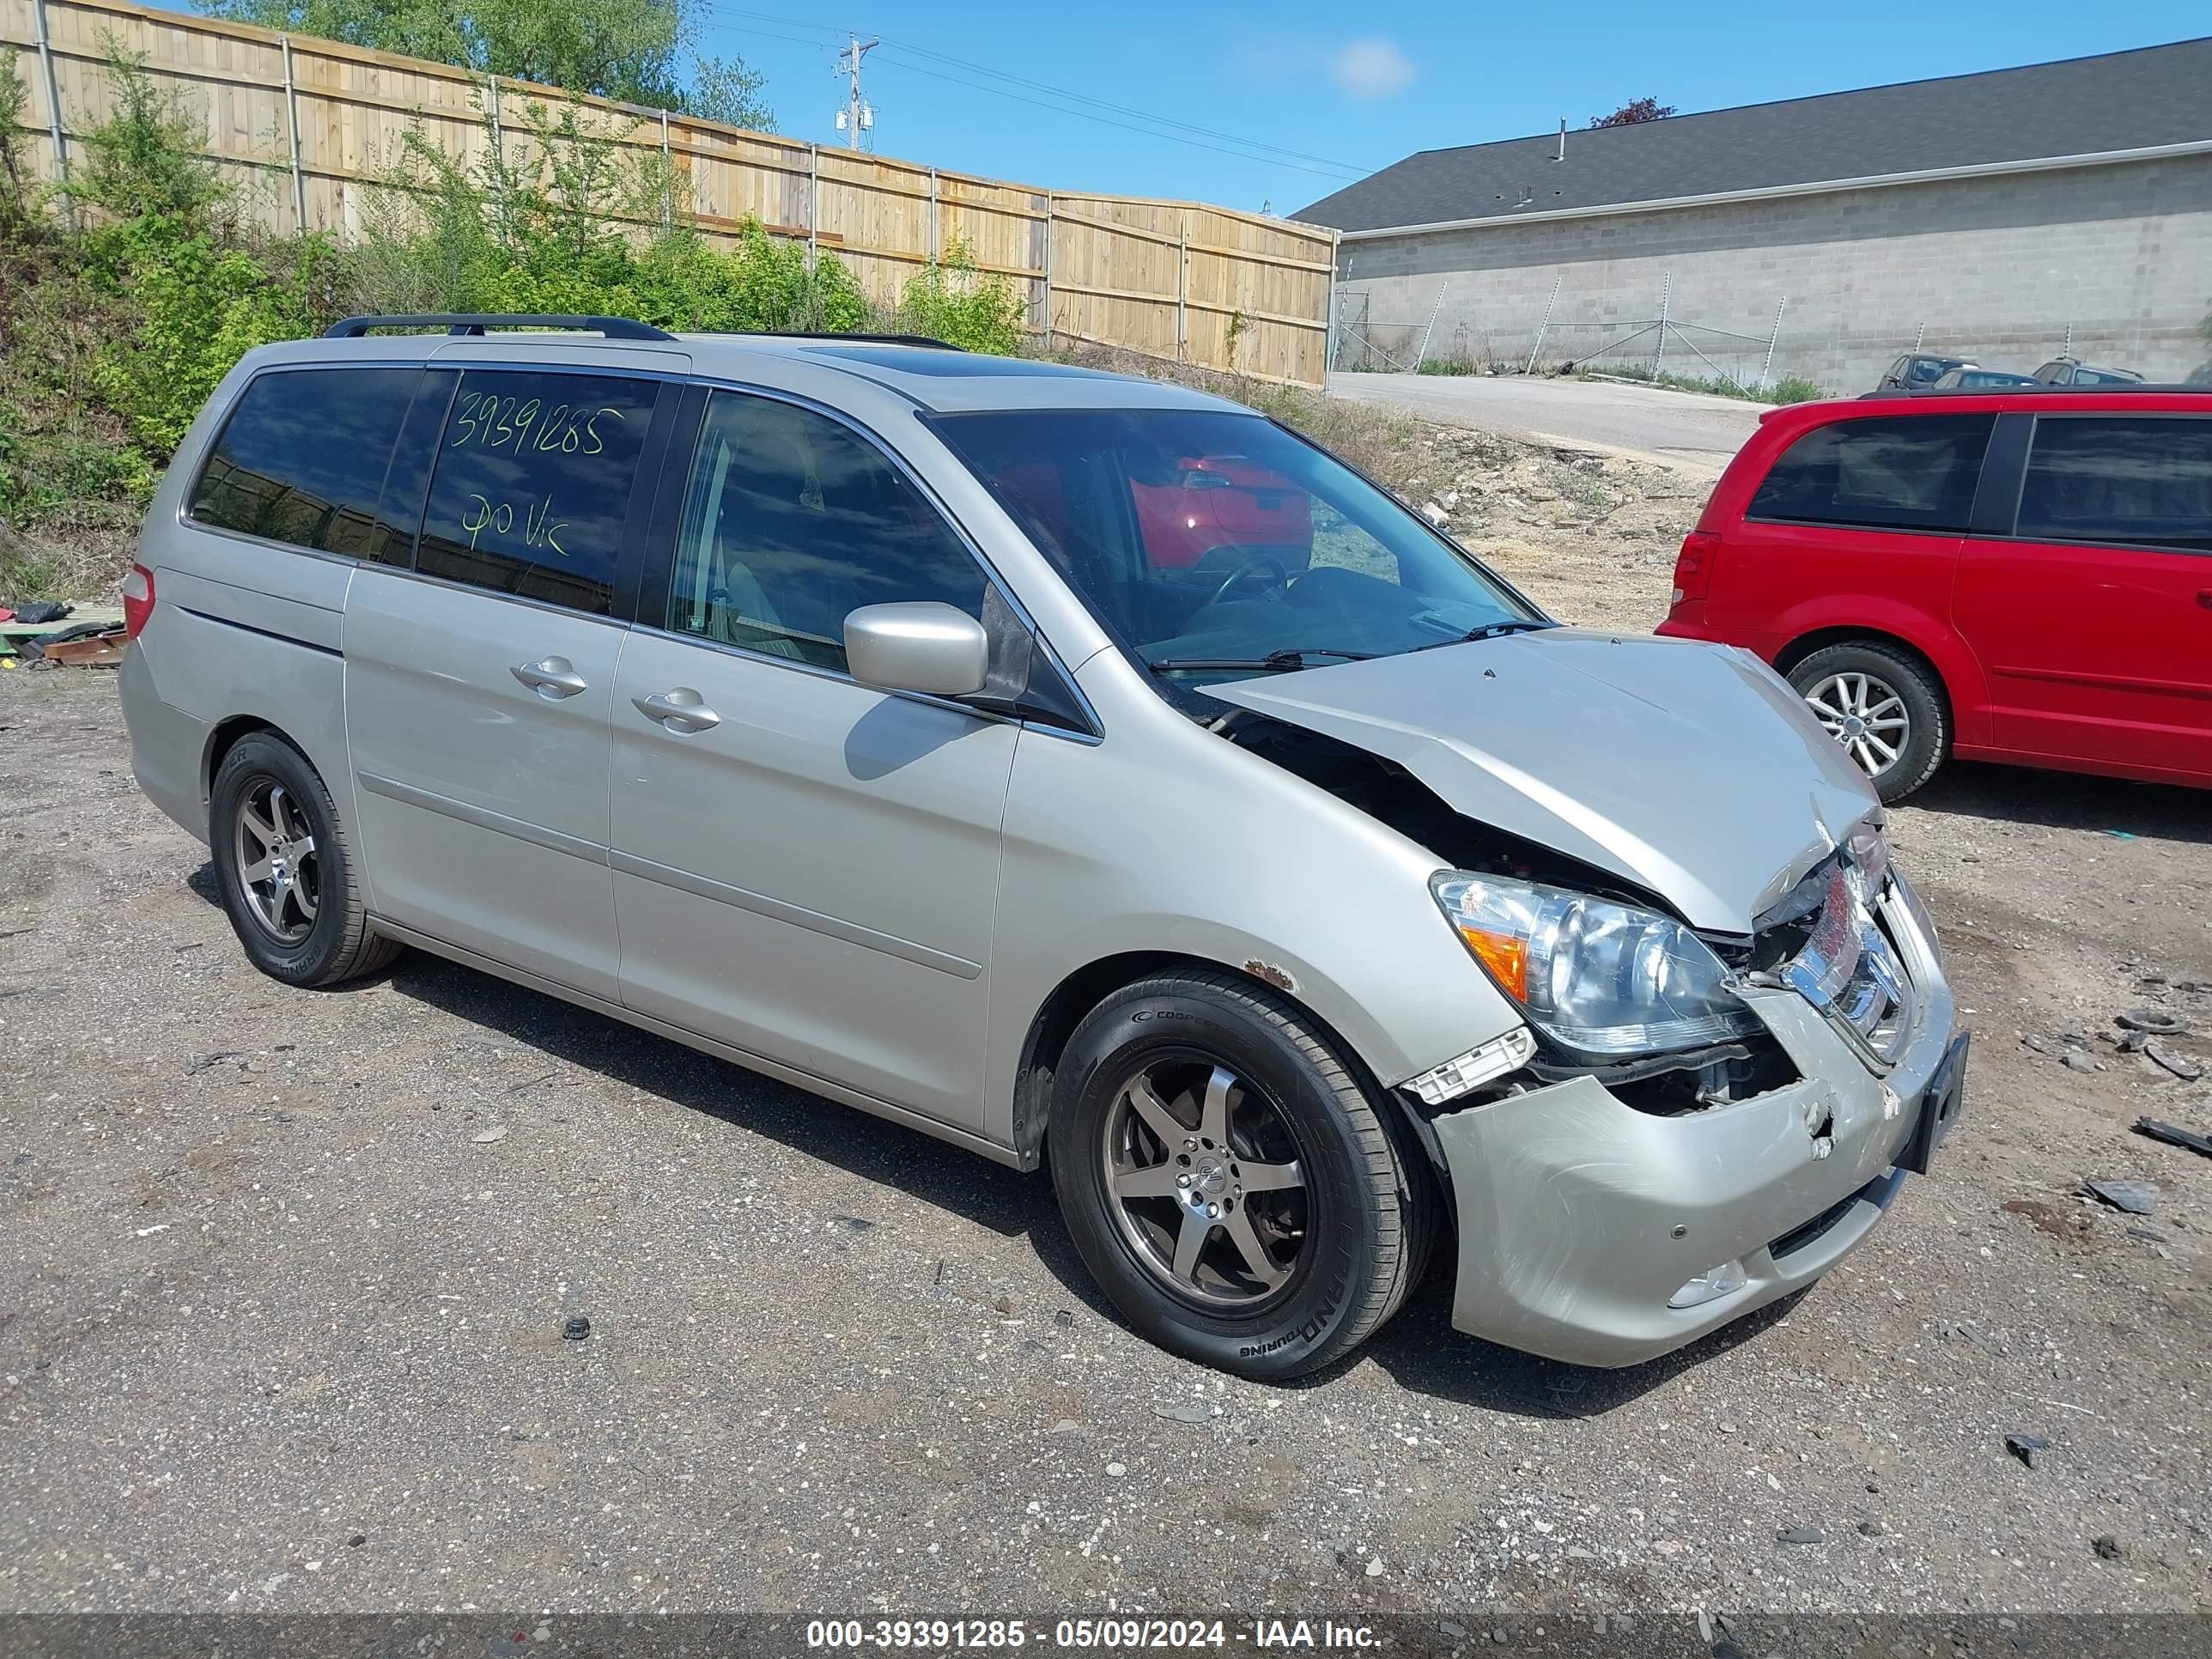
left=932, top=409, right=1544, bottom=682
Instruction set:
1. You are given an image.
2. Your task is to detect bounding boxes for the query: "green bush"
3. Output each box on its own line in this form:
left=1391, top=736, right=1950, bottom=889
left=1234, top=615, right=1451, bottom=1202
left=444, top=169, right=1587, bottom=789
left=892, top=239, right=1029, bottom=355
left=96, top=232, right=336, bottom=452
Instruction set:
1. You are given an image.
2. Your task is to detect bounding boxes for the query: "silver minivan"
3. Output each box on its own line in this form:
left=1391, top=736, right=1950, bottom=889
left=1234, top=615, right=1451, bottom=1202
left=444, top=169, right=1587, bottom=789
left=117, top=316, right=1967, bottom=1379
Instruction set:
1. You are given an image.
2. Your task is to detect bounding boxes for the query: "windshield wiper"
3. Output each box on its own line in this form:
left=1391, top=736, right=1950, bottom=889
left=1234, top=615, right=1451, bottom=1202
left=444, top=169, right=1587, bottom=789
left=1412, top=619, right=1558, bottom=652
left=1146, top=647, right=1375, bottom=674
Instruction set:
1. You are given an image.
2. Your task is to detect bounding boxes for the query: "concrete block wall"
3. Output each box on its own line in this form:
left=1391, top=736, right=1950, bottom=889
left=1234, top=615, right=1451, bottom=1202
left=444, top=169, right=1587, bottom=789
left=1334, top=156, right=2212, bottom=390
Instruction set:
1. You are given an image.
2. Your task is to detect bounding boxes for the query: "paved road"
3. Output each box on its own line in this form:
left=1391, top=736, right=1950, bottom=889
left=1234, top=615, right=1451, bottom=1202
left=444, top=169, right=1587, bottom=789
left=3, top=672, right=2208, bottom=1623
left=1329, top=372, right=1769, bottom=471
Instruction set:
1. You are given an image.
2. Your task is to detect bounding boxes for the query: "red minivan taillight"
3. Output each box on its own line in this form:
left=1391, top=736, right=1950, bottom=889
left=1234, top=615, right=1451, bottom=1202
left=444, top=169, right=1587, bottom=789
left=121, top=562, right=155, bottom=640
left=1671, top=530, right=1722, bottom=605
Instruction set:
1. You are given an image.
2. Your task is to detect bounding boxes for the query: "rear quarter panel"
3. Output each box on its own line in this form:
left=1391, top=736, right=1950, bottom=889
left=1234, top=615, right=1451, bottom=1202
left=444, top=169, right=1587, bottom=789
left=126, top=350, right=358, bottom=849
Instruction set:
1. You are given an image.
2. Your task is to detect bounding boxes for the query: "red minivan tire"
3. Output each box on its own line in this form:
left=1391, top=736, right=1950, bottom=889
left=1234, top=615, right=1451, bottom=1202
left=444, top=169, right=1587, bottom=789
left=1787, top=641, right=1949, bottom=803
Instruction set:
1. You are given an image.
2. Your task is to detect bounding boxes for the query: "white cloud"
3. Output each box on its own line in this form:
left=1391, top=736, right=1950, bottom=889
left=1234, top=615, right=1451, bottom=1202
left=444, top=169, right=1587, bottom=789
left=1333, top=37, right=1414, bottom=100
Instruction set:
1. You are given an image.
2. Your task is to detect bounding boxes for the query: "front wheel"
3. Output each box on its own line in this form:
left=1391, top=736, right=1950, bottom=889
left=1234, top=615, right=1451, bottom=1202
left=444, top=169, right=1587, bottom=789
left=1788, top=641, right=1948, bottom=803
left=1048, top=970, right=1432, bottom=1380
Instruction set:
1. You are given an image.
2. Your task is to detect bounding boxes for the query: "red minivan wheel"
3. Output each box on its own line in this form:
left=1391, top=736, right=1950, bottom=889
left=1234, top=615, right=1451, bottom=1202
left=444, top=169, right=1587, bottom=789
left=1788, top=641, right=1949, bottom=803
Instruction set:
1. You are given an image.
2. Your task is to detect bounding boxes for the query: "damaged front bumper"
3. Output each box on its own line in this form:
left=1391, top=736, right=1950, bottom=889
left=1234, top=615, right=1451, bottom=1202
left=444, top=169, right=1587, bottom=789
left=1431, top=873, right=1958, bottom=1369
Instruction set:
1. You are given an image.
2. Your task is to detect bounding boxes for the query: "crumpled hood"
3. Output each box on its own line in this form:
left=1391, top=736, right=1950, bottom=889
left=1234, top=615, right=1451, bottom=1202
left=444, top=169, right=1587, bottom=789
left=1205, top=629, right=1878, bottom=933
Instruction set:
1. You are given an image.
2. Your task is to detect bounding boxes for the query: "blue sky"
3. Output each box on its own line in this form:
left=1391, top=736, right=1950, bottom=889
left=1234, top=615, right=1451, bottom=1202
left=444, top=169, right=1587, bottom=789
left=690, top=1, right=2207, bottom=213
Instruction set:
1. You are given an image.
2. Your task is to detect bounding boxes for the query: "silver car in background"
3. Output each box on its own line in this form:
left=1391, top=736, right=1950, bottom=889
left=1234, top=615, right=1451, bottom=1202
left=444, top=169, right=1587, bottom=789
left=116, top=316, right=1967, bottom=1378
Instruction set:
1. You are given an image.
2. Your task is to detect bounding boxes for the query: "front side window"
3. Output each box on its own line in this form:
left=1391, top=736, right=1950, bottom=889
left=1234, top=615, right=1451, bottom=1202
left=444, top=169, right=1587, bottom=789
left=189, top=367, right=419, bottom=556
left=1748, top=414, right=1993, bottom=534
left=2017, top=417, right=2212, bottom=551
left=933, top=409, right=1536, bottom=682
left=415, top=370, right=660, bottom=616
left=665, top=391, right=988, bottom=670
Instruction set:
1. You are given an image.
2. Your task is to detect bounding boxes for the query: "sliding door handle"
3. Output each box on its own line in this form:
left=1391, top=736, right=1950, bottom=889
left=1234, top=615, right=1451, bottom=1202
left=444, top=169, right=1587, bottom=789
left=512, top=657, right=588, bottom=698
left=632, top=689, right=721, bottom=733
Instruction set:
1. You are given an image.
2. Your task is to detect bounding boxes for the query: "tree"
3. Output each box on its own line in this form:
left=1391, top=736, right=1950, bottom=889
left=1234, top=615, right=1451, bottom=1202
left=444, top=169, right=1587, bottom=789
left=193, top=0, right=775, bottom=129
left=1589, top=97, right=1675, bottom=129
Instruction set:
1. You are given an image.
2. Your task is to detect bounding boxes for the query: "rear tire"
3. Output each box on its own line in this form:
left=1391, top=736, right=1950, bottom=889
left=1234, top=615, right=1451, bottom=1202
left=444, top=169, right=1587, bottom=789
left=210, top=732, right=400, bottom=988
left=1788, top=641, right=1948, bottom=803
left=1048, top=969, right=1432, bottom=1380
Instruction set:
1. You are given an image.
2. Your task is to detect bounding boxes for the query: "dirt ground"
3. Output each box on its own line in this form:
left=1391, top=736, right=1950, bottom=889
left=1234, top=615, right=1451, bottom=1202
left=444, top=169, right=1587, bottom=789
left=1, top=428, right=2208, bottom=1626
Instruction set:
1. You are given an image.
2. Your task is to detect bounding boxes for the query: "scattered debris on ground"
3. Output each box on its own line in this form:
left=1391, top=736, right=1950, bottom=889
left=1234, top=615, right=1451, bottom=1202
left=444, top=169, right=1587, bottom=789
left=2135, top=1117, right=2212, bottom=1158
left=2081, top=1179, right=2160, bottom=1215
left=2005, top=1432, right=2051, bottom=1469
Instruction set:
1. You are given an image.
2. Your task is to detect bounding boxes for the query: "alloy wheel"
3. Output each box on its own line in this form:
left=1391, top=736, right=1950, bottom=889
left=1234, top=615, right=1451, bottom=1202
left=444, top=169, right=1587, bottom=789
left=1099, top=1054, right=1310, bottom=1307
left=233, top=777, right=320, bottom=944
left=1802, top=670, right=1911, bottom=779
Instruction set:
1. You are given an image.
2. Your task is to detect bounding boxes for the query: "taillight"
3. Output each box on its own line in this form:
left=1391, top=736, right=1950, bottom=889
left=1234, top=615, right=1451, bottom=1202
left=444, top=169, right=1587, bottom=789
left=122, top=563, right=155, bottom=640
left=1671, top=530, right=1722, bottom=605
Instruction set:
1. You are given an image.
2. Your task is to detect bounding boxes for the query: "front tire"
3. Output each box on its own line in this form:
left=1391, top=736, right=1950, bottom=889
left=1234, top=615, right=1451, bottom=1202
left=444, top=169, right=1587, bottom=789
left=1788, top=641, right=1948, bottom=803
left=210, top=732, right=400, bottom=988
left=1048, top=969, right=1432, bottom=1380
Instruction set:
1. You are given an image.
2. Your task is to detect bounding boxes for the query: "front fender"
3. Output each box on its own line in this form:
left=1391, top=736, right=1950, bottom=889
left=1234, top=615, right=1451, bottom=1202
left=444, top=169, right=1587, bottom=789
left=982, top=680, right=1524, bottom=1150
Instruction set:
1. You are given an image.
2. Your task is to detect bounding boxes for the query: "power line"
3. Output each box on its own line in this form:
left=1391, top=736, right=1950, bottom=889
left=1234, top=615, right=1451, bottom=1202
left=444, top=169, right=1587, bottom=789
left=865, top=55, right=1367, bottom=180
left=697, top=3, right=1374, bottom=179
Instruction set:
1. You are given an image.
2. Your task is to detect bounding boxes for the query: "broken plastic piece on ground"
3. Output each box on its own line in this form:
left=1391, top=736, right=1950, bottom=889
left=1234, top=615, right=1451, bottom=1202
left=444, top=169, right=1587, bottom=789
left=2004, top=1431, right=2049, bottom=1468
left=2142, top=1042, right=2204, bottom=1082
left=2081, top=1178, right=2159, bottom=1215
left=2134, top=1117, right=2212, bottom=1158
left=2116, top=1005, right=2188, bottom=1035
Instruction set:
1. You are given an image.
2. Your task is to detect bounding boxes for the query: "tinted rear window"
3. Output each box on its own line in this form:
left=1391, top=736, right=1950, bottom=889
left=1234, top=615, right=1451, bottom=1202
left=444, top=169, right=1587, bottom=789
left=2017, top=417, right=2212, bottom=551
left=414, top=369, right=660, bottom=616
left=189, top=368, right=419, bottom=556
left=1749, top=414, right=1993, bottom=534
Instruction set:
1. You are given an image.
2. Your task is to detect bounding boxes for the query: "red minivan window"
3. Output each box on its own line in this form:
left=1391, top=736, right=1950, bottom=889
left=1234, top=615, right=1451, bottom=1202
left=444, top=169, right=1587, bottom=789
left=1747, top=415, right=1992, bottom=534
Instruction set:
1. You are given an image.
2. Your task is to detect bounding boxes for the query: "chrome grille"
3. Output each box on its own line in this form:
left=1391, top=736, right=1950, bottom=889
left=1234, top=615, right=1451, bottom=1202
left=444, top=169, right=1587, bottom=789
left=1761, top=852, right=1917, bottom=1072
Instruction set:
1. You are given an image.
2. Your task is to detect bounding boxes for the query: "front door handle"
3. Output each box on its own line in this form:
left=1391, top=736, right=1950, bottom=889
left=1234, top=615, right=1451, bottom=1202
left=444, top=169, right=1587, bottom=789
left=512, top=656, right=588, bottom=698
left=631, top=688, right=721, bottom=733
left=2197, top=589, right=2212, bottom=611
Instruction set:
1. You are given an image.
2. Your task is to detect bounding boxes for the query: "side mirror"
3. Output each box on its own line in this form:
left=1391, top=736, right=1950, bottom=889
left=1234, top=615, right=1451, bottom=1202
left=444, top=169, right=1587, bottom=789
left=844, top=602, right=990, bottom=699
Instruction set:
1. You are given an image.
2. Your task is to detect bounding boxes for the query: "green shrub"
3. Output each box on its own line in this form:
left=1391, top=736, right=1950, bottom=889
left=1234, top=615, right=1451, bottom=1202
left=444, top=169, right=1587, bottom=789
left=96, top=232, right=336, bottom=452
left=893, top=239, right=1028, bottom=355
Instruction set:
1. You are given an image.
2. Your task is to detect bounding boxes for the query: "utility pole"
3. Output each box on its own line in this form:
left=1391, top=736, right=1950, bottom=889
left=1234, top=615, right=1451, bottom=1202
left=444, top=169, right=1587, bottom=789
left=832, top=34, right=878, bottom=150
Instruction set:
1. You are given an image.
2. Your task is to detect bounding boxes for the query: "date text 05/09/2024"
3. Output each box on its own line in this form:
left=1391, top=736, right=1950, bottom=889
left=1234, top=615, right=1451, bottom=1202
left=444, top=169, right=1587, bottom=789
left=804, top=1620, right=1379, bottom=1650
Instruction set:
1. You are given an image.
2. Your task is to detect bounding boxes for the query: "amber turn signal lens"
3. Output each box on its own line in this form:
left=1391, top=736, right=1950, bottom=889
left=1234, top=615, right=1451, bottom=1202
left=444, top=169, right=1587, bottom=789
left=1458, top=926, right=1529, bottom=1002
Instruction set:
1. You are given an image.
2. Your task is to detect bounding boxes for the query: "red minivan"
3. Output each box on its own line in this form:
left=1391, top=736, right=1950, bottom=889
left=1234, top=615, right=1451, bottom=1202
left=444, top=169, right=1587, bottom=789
left=1657, top=388, right=2212, bottom=800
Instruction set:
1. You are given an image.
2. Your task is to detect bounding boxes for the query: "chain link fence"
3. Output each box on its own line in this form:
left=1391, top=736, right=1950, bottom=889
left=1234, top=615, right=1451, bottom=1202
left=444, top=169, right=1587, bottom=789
left=1322, top=272, right=2197, bottom=398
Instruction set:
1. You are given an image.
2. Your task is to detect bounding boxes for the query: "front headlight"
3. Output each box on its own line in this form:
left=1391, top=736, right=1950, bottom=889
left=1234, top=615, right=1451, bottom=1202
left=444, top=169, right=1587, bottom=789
left=1430, top=872, right=1759, bottom=1058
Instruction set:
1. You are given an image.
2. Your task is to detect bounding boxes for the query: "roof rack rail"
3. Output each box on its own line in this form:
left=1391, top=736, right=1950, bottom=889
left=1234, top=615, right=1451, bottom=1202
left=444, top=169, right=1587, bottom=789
left=1861, top=381, right=2199, bottom=399
left=323, top=314, right=677, bottom=342
left=750, top=331, right=964, bottom=350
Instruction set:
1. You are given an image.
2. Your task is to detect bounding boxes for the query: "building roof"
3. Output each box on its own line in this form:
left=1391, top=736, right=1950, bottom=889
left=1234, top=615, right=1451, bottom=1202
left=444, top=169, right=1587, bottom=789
left=1297, top=37, right=2212, bottom=234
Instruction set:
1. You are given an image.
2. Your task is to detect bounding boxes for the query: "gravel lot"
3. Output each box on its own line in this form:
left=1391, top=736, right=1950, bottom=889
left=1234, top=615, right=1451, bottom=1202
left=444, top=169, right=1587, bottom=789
left=3, top=452, right=2208, bottom=1623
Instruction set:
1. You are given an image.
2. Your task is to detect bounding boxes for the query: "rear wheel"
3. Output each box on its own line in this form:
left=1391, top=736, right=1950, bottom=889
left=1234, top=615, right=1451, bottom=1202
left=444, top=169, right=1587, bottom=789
left=1788, top=641, right=1948, bottom=803
left=210, top=732, right=400, bottom=987
left=1048, top=969, right=1432, bottom=1380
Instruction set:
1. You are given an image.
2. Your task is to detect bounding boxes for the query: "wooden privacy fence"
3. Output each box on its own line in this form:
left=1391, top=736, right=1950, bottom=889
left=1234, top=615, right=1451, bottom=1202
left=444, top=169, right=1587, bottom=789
left=1, top=0, right=1339, bottom=385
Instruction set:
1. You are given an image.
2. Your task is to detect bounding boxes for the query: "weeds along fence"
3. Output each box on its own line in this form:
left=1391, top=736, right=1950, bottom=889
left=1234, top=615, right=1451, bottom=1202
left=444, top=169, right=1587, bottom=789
left=1, top=0, right=1338, bottom=385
